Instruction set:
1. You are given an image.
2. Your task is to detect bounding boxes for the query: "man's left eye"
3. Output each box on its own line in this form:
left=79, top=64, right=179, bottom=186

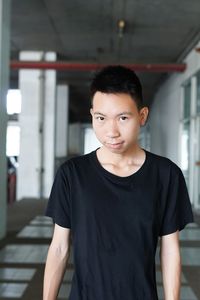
left=120, top=116, right=128, bottom=121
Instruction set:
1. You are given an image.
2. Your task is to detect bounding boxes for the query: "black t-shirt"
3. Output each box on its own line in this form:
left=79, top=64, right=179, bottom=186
left=45, top=148, right=194, bottom=300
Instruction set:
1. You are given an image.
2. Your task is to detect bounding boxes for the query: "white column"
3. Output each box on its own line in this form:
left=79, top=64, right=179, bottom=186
left=17, top=51, right=56, bottom=200
left=55, top=85, right=69, bottom=158
left=43, top=53, right=57, bottom=197
left=0, top=0, right=10, bottom=239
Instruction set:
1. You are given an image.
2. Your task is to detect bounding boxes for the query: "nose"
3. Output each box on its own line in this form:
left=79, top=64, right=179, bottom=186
left=106, top=119, right=120, bottom=139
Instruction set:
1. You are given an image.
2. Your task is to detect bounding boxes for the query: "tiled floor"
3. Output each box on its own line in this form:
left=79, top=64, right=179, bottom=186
left=0, top=209, right=200, bottom=299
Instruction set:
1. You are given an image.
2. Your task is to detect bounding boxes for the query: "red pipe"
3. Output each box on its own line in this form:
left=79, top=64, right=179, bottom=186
left=10, top=61, right=186, bottom=72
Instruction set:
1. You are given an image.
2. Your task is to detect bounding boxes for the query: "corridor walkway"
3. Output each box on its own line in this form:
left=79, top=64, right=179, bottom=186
left=0, top=199, right=199, bottom=299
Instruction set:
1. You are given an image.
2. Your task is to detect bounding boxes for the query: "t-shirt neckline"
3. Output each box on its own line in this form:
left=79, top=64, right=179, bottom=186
left=90, top=147, right=149, bottom=183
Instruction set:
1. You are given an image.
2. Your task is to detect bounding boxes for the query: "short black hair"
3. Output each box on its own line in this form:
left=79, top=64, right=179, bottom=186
left=90, top=65, right=144, bottom=110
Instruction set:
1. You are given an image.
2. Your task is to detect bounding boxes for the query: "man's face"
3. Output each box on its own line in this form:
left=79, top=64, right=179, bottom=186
left=90, top=92, right=149, bottom=154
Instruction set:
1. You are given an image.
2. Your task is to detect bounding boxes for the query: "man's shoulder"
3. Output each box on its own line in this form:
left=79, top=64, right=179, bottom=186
left=147, top=150, right=181, bottom=175
left=59, top=151, right=93, bottom=172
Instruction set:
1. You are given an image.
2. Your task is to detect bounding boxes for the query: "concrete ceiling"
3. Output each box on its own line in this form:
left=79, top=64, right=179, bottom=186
left=10, top=0, right=200, bottom=122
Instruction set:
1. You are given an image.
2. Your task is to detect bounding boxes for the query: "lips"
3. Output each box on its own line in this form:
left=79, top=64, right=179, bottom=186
left=106, top=142, right=124, bottom=149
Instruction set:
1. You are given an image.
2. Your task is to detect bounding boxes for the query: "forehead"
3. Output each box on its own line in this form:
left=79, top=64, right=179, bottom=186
left=92, top=92, right=138, bottom=112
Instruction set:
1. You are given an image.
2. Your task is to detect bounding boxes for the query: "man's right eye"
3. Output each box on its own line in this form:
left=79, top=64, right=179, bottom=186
left=96, top=116, right=105, bottom=121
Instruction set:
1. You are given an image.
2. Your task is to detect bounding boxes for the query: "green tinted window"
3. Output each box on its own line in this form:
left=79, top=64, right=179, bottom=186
left=184, top=83, right=191, bottom=119
left=197, top=72, right=200, bottom=114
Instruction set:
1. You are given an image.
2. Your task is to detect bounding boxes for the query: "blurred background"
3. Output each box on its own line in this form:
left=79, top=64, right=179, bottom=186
left=0, top=0, right=200, bottom=299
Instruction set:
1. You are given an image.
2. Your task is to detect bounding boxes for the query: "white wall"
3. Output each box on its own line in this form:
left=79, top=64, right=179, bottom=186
left=149, top=40, right=200, bottom=165
left=84, top=127, right=102, bottom=154
left=43, top=54, right=56, bottom=197
left=55, top=85, right=69, bottom=157
left=17, top=51, right=56, bottom=200
left=17, top=59, right=41, bottom=199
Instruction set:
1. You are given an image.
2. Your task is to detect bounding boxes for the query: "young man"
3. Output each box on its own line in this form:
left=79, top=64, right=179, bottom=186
left=43, top=66, right=194, bottom=300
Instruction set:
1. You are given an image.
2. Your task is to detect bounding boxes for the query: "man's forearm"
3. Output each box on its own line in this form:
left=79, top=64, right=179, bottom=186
left=43, top=244, right=70, bottom=300
left=160, top=249, right=181, bottom=300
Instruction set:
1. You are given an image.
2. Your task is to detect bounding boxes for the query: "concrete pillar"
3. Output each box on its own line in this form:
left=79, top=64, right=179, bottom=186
left=55, top=85, right=69, bottom=158
left=17, top=51, right=56, bottom=200
left=43, top=53, right=57, bottom=197
left=0, top=0, right=10, bottom=239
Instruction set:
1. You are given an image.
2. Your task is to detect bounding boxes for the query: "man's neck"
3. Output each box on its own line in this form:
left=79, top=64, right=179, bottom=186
left=97, top=145, right=145, bottom=167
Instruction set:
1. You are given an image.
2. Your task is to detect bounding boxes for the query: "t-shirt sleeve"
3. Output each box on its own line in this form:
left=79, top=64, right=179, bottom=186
left=159, top=164, right=194, bottom=237
left=45, top=163, right=71, bottom=229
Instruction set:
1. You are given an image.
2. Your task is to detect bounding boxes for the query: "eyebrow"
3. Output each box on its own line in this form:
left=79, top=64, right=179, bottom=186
left=94, top=112, right=133, bottom=116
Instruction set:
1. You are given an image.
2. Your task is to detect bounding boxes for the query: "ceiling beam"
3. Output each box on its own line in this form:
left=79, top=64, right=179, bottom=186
left=10, top=61, right=186, bottom=73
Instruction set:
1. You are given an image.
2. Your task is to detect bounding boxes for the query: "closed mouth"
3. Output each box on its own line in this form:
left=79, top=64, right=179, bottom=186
left=106, top=142, right=124, bottom=146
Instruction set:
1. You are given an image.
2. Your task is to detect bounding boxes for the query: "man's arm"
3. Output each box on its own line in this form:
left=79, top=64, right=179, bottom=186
left=43, top=223, right=71, bottom=300
left=159, top=230, right=181, bottom=300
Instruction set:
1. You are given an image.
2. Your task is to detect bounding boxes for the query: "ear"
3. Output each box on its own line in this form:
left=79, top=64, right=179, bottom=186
left=139, top=107, right=149, bottom=126
left=90, top=108, right=93, bottom=117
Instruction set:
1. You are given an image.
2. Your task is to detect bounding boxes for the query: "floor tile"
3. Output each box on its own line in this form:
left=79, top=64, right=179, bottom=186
left=0, top=283, right=27, bottom=298
left=17, top=226, right=53, bottom=238
left=180, top=247, right=200, bottom=266
left=179, top=228, right=200, bottom=241
left=29, top=216, right=53, bottom=226
left=0, top=268, right=36, bottom=280
left=63, top=269, right=74, bottom=282
left=58, top=283, right=71, bottom=298
left=185, top=223, right=199, bottom=228
left=0, top=245, right=49, bottom=264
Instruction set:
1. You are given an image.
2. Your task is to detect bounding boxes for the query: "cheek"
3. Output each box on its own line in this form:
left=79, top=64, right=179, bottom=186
left=119, top=123, right=140, bottom=140
left=93, top=123, right=104, bottom=135
left=121, top=120, right=139, bottom=132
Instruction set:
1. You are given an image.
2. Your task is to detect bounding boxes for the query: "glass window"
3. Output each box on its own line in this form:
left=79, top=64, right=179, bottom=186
left=180, top=121, right=190, bottom=187
left=197, top=72, right=200, bottom=114
left=7, top=89, right=22, bottom=115
left=196, top=117, right=200, bottom=206
left=6, top=125, right=20, bottom=156
left=183, top=82, right=191, bottom=119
